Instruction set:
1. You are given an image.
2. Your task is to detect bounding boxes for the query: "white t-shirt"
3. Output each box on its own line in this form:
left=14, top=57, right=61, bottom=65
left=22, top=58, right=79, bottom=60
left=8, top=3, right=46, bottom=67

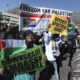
left=44, top=32, right=60, bottom=61
left=45, top=40, right=56, bottom=61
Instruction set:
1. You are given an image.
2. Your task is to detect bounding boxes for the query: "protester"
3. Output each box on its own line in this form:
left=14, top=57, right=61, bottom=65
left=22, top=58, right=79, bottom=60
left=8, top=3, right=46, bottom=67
left=38, top=24, right=53, bottom=80
left=76, top=34, right=80, bottom=49
left=39, top=23, right=61, bottom=80
left=14, top=30, right=36, bottom=80
left=46, top=32, right=60, bottom=80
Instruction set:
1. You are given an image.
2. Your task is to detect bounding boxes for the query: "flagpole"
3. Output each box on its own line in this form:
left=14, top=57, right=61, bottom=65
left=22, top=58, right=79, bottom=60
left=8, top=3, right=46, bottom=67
left=19, top=0, right=22, bottom=31
left=6, top=4, right=9, bottom=11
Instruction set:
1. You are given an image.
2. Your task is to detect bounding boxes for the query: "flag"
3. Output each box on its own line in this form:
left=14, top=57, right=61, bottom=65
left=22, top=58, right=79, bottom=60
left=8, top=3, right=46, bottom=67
left=0, top=40, right=6, bottom=58
left=0, top=40, right=6, bottom=51
left=27, top=19, right=36, bottom=27
left=0, top=39, right=25, bottom=59
left=66, top=17, right=71, bottom=23
left=23, top=18, right=36, bottom=27
left=68, top=24, right=75, bottom=29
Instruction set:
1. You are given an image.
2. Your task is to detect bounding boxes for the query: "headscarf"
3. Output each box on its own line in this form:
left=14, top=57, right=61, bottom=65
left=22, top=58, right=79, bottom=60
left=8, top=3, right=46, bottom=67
left=24, top=30, right=34, bottom=38
left=25, top=30, right=34, bottom=49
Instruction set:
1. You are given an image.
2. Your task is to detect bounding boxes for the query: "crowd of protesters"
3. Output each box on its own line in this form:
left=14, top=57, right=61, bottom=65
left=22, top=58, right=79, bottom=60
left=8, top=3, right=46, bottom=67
left=0, top=22, right=80, bottom=80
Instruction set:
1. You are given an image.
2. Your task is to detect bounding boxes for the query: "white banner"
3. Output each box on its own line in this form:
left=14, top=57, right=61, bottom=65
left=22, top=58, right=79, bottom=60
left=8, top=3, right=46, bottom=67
left=19, top=3, right=72, bottom=33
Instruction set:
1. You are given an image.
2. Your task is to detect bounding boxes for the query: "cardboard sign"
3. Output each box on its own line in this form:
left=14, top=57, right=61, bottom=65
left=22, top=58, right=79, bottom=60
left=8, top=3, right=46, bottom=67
left=49, top=14, right=68, bottom=35
left=0, top=45, right=46, bottom=74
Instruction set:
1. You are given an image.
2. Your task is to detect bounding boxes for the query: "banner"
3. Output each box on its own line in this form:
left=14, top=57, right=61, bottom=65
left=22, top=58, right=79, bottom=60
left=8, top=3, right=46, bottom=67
left=0, top=45, right=46, bottom=74
left=0, top=39, right=25, bottom=58
left=49, top=14, right=68, bottom=35
left=19, top=3, right=72, bottom=33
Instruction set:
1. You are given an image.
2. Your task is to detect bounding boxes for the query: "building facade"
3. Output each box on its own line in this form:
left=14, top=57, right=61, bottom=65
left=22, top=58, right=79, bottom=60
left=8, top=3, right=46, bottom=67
left=0, top=12, right=19, bottom=26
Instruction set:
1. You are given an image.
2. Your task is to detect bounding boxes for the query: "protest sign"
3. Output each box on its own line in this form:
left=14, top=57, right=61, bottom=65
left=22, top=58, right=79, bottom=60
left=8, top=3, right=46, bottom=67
left=0, top=45, right=46, bottom=74
left=49, top=14, right=68, bottom=35
left=19, top=3, right=72, bottom=33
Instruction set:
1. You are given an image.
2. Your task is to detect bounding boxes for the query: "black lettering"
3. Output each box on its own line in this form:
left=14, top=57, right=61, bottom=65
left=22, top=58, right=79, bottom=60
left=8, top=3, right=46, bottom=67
left=34, top=56, right=42, bottom=62
left=31, top=7, right=35, bottom=12
left=39, top=61, right=42, bottom=67
left=24, top=60, right=31, bottom=70
left=55, top=11, right=57, bottom=14
left=31, top=51, right=35, bottom=57
left=6, top=58, right=12, bottom=64
left=24, top=60, right=28, bottom=67
left=37, top=8, right=41, bottom=13
left=59, top=11, right=63, bottom=15
left=68, top=13, right=72, bottom=16
left=35, top=62, right=38, bottom=68
left=38, top=56, right=42, bottom=60
left=28, top=52, right=32, bottom=58
left=11, top=57, right=19, bottom=63
left=55, top=22, right=59, bottom=27
left=52, top=22, right=56, bottom=25
left=17, top=62, right=23, bottom=72
left=29, top=59, right=33, bottom=63
left=4, top=66, right=12, bottom=74
left=52, top=10, right=55, bottom=14
left=17, top=62, right=23, bottom=69
left=21, top=4, right=41, bottom=13
left=2, top=60, right=7, bottom=66
left=56, top=11, right=59, bottom=15
left=9, top=64, right=17, bottom=73
left=54, top=27, right=62, bottom=32
left=24, top=54, right=28, bottom=59
left=35, top=61, right=42, bottom=68
left=35, top=49, right=41, bottom=55
left=55, top=17, right=67, bottom=25
left=34, top=56, right=39, bottom=62
left=48, top=9, right=50, bottom=14
left=61, top=25, right=66, bottom=29
left=42, top=9, right=45, bottom=13
left=55, top=17, right=59, bottom=22
left=45, top=9, right=48, bottom=13
left=18, top=56, right=24, bottom=60
left=31, top=62, right=36, bottom=69
left=32, top=50, right=39, bottom=57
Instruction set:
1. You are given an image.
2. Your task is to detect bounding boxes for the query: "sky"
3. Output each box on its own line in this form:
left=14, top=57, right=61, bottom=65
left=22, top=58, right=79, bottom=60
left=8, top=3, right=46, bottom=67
left=0, top=0, right=80, bottom=12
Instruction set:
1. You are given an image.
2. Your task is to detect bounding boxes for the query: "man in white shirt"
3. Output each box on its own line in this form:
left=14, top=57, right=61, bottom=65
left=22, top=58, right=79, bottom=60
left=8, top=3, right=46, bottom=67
left=44, top=31, right=60, bottom=80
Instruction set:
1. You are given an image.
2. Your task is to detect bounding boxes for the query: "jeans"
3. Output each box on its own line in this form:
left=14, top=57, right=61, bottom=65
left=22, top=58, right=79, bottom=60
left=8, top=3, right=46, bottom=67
left=50, top=61, right=59, bottom=80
